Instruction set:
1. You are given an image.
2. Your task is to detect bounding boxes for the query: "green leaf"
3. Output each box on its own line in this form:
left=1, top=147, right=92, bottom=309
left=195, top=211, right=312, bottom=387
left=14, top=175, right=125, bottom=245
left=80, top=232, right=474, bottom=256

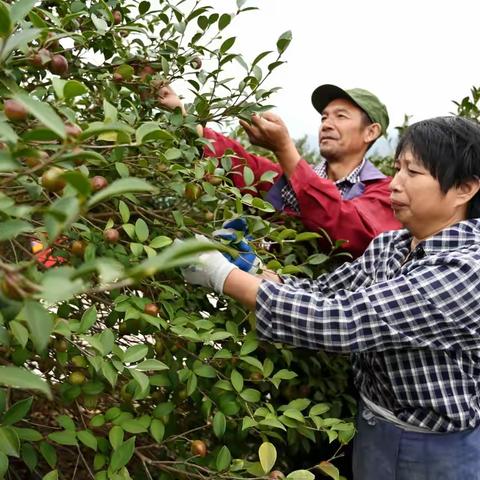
left=87, top=178, right=156, bottom=208
left=124, top=345, right=148, bottom=364
left=243, top=166, right=254, bottom=186
left=77, top=430, right=97, bottom=451
left=150, top=419, right=165, bottom=442
left=0, top=451, right=8, bottom=477
left=240, top=388, right=261, bottom=403
left=230, top=369, right=243, bottom=392
left=12, top=91, right=66, bottom=139
left=64, top=80, right=89, bottom=100
left=0, top=2, right=12, bottom=38
left=2, top=397, right=32, bottom=426
left=39, top=441, right=57, bottom=468
left=62, top=171, right=91, bottom=197
left=276, top=30, right=292, bottom=54
left=109, top=426, right=123, bottom=450
left=309, top=403, right=330, bottom=416
left=110, top=436, right=136, bottom=472
left=23, top=300, right=53, bottom=353
left=212, top=411, right=226, bottom=438
left=0, top=426, right=20, bottom=457
left=135, top=123, right=174, bottom=144
left=220, top=36, right=235, bottom=53
left=295, top=232, right=321, bottom=242
left=259, top=441, right=277, bottom=474
left=193, top=364, right=216, bottom=378
left=12, top=427, right=42, bottom=442
left=0, top=366, right=51, bottom=399
left=135, top=359, right=169, bottom=372
left=135, top=218, right=149, bottom=242
left=149, top=236, right=172, bottom=249
left=318, top=462, right=339, bottom=480
left=121, top=419, right=147, bottom=434
left=47, top=430, right=77, bottom=446
left=216, top=445, right=231, bottom=471
left=0, top=219, right=33, bottom=241
left=1, top=28, right=41, bottom=61
left=78, top=306, right=97, bottom=334
left=42, top=470, right=58, bottom=480
left=57, top=415, right=75, bottom=431
left=10, top=0, right=37, bottom=24
left=10, top=321, right=28, bottom=348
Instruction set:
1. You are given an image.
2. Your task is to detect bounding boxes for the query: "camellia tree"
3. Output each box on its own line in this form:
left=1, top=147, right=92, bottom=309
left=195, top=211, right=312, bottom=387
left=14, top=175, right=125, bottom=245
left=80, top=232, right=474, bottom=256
left=0, top=1, right=355, bottom=479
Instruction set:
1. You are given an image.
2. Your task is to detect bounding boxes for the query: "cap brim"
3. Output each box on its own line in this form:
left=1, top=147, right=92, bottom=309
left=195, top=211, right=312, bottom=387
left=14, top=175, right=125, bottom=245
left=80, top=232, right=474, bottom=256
left=311, top=84, right=356, bottom=114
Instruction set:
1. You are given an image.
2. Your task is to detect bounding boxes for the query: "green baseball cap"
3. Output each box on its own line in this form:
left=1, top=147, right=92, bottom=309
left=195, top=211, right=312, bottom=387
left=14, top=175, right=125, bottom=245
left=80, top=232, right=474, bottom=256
left=311, top=84, right=389, bottom=135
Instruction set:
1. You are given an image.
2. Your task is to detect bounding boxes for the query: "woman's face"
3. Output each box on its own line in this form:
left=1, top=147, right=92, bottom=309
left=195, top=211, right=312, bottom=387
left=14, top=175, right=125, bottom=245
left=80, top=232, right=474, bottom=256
left=389, top=148, right=467, bottom=240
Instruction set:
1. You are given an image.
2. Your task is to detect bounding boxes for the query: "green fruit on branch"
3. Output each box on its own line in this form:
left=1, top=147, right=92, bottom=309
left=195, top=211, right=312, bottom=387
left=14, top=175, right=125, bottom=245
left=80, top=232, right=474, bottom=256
left=4, top=99, right=28, bottom=122
left=71, top=355, right=88, bottom=368
left=41, top=167, right=66, bottom=192
left=54, top=337, right=69, bottom=353
left=68, top=370, right=86, bottom=385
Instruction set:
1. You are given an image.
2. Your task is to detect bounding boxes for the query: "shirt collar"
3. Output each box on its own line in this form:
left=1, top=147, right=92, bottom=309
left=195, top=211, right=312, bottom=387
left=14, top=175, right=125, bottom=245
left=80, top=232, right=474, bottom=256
left=316, top=158, right=366, bottom=185
left=392, top=219, right=480, bottom=255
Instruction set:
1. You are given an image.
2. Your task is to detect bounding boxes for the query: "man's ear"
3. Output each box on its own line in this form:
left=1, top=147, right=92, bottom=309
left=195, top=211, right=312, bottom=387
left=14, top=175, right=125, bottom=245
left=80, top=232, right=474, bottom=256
left=364, top=123, right=381, bottom=144
left=456, top=178, right=480, bottom=206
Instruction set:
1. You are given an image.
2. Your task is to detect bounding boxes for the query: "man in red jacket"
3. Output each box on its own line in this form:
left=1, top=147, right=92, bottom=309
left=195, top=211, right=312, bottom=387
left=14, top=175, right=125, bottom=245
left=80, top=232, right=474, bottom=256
left=158, top=84, right=401, bottom=258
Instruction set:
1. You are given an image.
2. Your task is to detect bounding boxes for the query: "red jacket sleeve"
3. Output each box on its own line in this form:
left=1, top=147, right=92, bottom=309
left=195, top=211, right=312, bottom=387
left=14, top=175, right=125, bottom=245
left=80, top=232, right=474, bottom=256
left=203, top=128, right=282, bottom=193
left=289, top=159, right=402, bottom=258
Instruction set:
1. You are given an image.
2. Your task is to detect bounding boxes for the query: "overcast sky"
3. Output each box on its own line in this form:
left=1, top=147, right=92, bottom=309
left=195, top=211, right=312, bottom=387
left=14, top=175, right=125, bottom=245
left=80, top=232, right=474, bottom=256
left=216, top=0, right=480, bottom=145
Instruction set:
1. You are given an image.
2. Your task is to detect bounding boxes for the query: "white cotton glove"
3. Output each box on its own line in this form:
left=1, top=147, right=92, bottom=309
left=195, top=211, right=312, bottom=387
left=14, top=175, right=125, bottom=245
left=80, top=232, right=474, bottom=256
left=180, top=235, right=239, bottom=294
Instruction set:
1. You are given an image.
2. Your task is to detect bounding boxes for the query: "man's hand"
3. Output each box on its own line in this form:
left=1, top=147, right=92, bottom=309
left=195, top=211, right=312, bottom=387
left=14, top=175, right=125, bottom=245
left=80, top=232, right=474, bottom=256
left=180, top=235, right=238, bottom=294
left=239, top=112, right=301, bottom=177
left=213, top=218, right=264, bottom=274
left=156, top=84, right=186, bottom=114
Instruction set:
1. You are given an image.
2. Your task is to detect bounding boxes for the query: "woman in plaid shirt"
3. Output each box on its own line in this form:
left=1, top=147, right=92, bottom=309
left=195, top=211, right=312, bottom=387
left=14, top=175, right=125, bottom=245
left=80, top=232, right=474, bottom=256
left=183, top=116, right=480, bottom=479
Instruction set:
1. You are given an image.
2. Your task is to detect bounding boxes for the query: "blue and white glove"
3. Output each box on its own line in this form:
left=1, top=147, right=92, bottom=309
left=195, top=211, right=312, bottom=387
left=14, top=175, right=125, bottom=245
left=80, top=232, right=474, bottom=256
left=179, top=235, right=238, bottom=294
left=213, top=218, right=263, bottom=274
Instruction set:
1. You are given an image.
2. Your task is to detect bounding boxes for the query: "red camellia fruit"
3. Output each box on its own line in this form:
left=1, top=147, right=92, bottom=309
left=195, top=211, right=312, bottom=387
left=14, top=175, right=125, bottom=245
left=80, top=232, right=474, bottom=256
left=65, top=122, right=82, bottom=138
left=144, top=303, right=159, bottom=316
left=139, top=65, right=155, bottom=80
left=49, top=54, right=69, bottom=75
left=103, top=228, right=120, bottom=244
left=190, top=440, right=207, bottom=457
left=269, top=471, right=286, bottom=480
left=113, top=72, right=123, bottom=83
left=30, top=48, right=52, bottom=68
left=90, top=176, right=108, bottom=192
left=4, top=99, right=28, bottom=122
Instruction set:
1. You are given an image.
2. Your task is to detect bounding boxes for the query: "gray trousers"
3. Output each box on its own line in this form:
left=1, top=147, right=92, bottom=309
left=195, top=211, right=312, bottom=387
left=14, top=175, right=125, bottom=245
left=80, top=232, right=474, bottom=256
left=353, top=403, right=480, bottom=480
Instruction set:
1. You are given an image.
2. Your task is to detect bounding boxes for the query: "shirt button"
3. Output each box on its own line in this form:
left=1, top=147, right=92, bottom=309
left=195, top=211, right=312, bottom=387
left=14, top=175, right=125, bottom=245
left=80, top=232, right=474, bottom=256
left=415, top=247, right=425, bottom=258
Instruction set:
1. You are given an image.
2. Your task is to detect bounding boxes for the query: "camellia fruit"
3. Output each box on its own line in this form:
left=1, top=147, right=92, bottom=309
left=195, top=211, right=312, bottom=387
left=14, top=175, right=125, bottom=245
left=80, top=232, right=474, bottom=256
left=144, top=303, right=159, bottom=316
left=65, top=122, right=82, bottom=138
left=41, top=167, right=66, bottom=193
left=49, top=54, right=69, bottom=75
left=269, top=471, right=286, bottom=480
left=139, top=65, right=155, bottom=80
left=205, top=173, right=223, bottom=186
left=191, top=439, right=207, bottom=457
left=190, top=56, right=202, bottom=69
left=184, top=183, right=202, bottom=201
left=70, top=240, right=86, bottom=257
left=113, top=72, right=123, bottom=83
left=68, top=371, right=86, bottom=385
left=4, top=99, right=28, bottom=122
left=30, top=48, right=52, bottom=68
left=103, top=228, right=120, bottom=244
left=90, top=175, right=108, bottom=191
left=24, top=150, right=49, bottom=168
left=0, top=273, right=26, bottom=300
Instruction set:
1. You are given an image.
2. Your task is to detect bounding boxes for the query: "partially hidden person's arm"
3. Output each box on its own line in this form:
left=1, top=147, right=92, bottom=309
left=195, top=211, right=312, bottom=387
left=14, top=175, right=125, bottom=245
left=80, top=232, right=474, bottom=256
left=254, top=255, right=480, bottom=354
left=203, top=128, right=282, bottom=193
left=287, top=159, right=401, bottom=257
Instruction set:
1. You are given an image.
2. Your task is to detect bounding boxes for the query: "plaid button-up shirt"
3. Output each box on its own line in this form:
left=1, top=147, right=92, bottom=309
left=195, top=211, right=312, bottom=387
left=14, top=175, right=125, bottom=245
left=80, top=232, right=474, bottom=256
left=256, top=220, right=480, bottom=432
left=281, top=158, right=365, bottom=211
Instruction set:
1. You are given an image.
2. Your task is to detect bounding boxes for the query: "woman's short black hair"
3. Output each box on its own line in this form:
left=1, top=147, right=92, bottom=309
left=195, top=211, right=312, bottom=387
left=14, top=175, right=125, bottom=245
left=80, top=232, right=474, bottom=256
left=395, top=116, right=480, bottom=218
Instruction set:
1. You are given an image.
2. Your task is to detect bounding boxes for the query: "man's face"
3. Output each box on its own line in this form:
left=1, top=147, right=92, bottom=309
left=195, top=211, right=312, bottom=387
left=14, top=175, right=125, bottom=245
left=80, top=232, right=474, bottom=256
left=318, top=98, right=372, bottom=161
left=390, top=148, right=463, bottom=238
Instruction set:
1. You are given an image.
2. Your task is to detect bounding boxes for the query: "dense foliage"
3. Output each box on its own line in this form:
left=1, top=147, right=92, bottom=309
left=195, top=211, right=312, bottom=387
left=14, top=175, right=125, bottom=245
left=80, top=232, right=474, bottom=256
left=0, top=1, right=356, bottom=479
